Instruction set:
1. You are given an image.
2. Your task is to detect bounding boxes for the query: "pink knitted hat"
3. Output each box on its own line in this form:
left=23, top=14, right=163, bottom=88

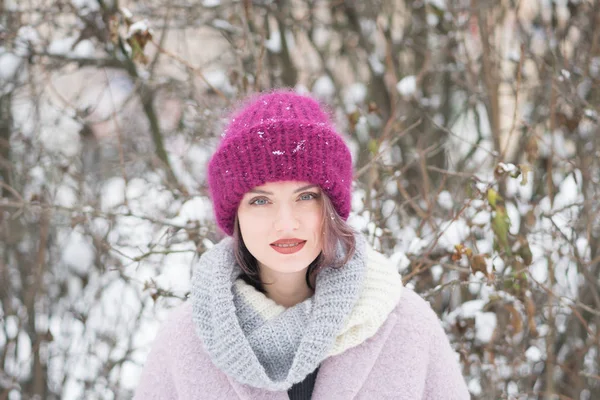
left=207, top=90, right=353, bottom=236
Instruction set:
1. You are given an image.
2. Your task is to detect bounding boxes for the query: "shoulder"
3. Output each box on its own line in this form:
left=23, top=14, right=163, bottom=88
left=136, top=302, right=234, bottom=399
left=391, top=287, right=441, bottom=328
left=382, top=287, right=449, bottom=354
left=385, top=288, right=470, bottom=398
left=143, top=302, right=231, bottom=389
left=158, top=301, right=195, bottom=337
left=153, top=301, right=210, bottom=358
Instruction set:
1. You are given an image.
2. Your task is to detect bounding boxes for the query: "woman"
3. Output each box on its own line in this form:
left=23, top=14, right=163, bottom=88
left=134, top=90, right=470, bottom=399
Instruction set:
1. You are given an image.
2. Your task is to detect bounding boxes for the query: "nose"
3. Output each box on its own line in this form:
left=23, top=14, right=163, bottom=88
left=273, top=203, right=299, bottom=232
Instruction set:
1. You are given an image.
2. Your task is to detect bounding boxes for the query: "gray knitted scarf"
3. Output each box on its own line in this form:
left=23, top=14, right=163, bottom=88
left=190, top=233, right=367, bottom=391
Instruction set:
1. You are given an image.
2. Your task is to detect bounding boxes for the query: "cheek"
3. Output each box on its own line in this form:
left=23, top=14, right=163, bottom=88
left=305, top=210, right=323, bottom=243
left=238, top=210, right=265, bottom=231
left=237, top=213, right=263, bottom=251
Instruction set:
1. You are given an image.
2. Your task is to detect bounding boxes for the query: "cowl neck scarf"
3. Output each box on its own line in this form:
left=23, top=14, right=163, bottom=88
left=190, top=233, right=368, bottom=391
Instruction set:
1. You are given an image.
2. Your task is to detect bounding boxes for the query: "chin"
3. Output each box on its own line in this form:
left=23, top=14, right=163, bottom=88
left=264, top=256, right=312, bottom=274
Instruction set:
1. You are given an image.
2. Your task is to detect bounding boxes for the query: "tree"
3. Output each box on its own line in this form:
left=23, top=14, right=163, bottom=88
left=1, top=0, right=598, bottom=398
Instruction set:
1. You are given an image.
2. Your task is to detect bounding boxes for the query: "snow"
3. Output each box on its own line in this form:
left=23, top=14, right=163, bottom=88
left=590, top=56, right=600, bottom=78
left=407, top=236, right=428, bottom=254
left=292, top=140, right=306, bottom=154
left=471, top=210, right=492, bottom=225
left=294, top=83, right=310, bottom=95
left=72, top=0, right=100, bottom=11
left=202, top=0, right=221, bottom=7
left=396, top=75, right=416, bottom=97
left=0, top=51, right=21, bottom=81
left=430, top=264, right=443, bottom=282
left=2, top=11, right=594, bottom=397
left=505, top=168, right=534, bottom=200
left=203, top=69, right=235, bottom=94
left=427, top=14, right=439, bottom=27
left=4, top=0, right=18, bottom=11
left=125, top=177, right=175, bottom=215
left=452, top=299, right=486, bottom=318
left=61, top=231, right=95, bottom=275
left=538, top=129, right=575, bottom=158
left=120, top=7, right=133, bottom=19
left=437, top=190, right=454, bottom=210
left=101, top=177, right=127, bottom=210
left=583, top=108, right=598, bottom=119
left=5, top=315, right=18, bottom=339
left=468, top=379, right=482, bottom=396
left=265, top=30, right=281, bottom=53
left=212, top=19, right=236, bottom=33
left=311, top=26, right=330, bottom=48
left=475, top=312, right=497, bottom=343
left=55, top=184, right=78, bottom=208
left=48, top=36, right=77, bottom=55
left=312, top=75, right=335, bottom=99
left=354, top=116, right=369, bottom=143
left=38, top=113, right=82, bottom=158
left=343, top=83, right=367, bottom=110
left=446, top=299, right=497, bottom=344
left=169, top=197, right=213, bottom=226
left=438, top=219, right=470, bottom=252
left=381, top=199, right=395, bottom=218
left=575, top=237, right=590, bottom=260
left=368, top=54, right=385, bottom=75
left=506, top=201, right=520, bottom=235
left=17, top=331, right=32, bottom=366
left=73, top=40, right=95, bottom=58
left=390, top=251, right=411, bottom=273
left=359, top=20, right=377, bottom=36
left=526, top=346, right=542, bottom=362
left=127, top=20, right=151, bottom=39
left=426, top=0, right=446, bottom=9
left=449, top=109, right=496, bottom=169
left=496, top=162, right=518, bottom=174
left=15, top=26, right=40, bottom=56
left=553, top=171, right=582, bottom=210
left=153, top=248, right=195, bottom=292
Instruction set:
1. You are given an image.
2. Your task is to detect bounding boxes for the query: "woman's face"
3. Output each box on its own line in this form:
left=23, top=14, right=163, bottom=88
left=237, top=181, right=324, bottom=275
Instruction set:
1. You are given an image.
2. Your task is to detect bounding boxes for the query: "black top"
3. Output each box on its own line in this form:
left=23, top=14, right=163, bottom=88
left=287, top=367, right=319, bottom=400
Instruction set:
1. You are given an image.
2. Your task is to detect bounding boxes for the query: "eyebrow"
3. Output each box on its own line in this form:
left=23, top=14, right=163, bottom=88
left=248, top=184, right=319, bottom=195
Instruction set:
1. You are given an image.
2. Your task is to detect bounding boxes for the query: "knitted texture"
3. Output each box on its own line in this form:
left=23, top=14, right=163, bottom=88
left=207, top=90, right=353, bottom=235
left=233, top=244, right=403, bottom=357
left=190, top=232, right=367, bottom=391
left=135, top=288, right=472, bottom=400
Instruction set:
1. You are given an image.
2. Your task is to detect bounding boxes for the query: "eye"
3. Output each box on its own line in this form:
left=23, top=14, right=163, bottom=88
left=250, top=197, right=269, bottom=206
left=299, top=192, right=319, bottom=201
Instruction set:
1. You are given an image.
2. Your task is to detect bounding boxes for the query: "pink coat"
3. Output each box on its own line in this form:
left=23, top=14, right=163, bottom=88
left=134, top=288, right=470, bottom=399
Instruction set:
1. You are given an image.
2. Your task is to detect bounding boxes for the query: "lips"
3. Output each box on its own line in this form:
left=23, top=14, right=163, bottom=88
left=270, top=238, right=307, bottom=255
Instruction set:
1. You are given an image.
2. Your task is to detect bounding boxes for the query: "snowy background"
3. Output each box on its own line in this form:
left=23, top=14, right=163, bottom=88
left=1, top=0, right=599, bottom=399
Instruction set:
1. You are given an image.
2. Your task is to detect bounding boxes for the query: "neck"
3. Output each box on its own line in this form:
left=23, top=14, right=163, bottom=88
left=259, top=266, right=313, bottom=308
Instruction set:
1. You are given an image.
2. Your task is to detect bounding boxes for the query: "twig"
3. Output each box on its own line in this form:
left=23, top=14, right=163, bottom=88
left=353, top=118, right=422, bottom=179
left=0, top=182, right=23, bottom=201
left=527, top=271, right=599, bottom=345
left=103, top=68, right=129, bottom=207
left=501, top=43, right=525, bottom=161
left=0, top=199, right=190, bottom=230
left=149, top=38, right=229, bottom=102
left=426, top=114, right=499, bottom=157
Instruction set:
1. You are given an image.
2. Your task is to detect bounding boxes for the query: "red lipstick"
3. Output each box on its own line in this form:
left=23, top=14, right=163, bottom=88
left=270, top=238, right=306, bottom=255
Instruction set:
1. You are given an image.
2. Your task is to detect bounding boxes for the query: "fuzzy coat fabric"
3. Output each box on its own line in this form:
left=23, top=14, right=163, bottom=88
left=134, top=287, right=470, bottom=399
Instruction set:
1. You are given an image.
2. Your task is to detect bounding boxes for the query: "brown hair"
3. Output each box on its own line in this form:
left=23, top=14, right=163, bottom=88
left=232, top=191, right=356, bottom=292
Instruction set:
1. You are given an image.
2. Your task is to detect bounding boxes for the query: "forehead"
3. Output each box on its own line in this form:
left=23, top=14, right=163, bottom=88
left=248, top=181, right=320, bottom=194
